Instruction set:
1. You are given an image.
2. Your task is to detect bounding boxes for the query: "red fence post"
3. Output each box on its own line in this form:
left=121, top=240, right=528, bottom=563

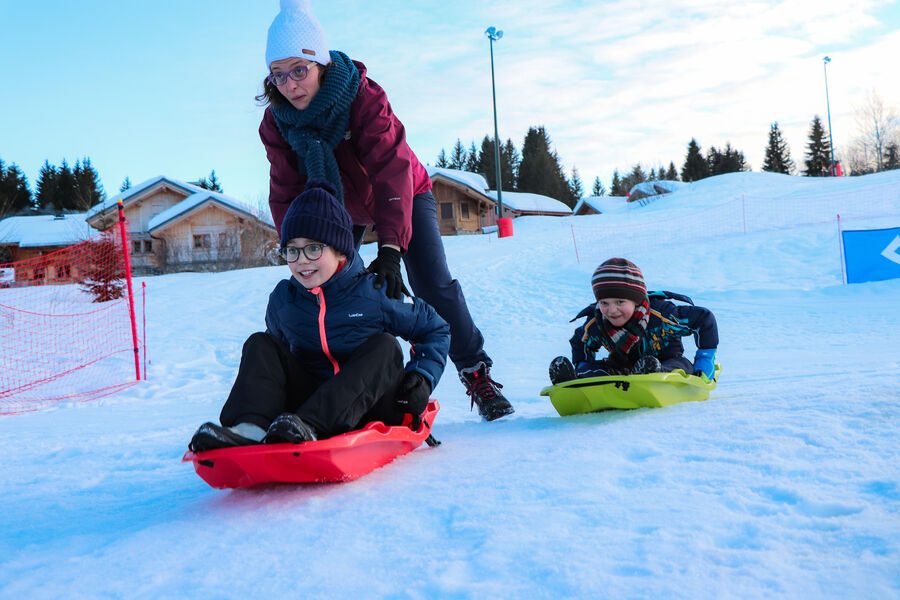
left=117, top=200, right=141, bottom=381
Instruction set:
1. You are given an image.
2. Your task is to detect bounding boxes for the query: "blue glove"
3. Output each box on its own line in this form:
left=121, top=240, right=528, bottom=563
left=692, top=348, right=717, bottom=380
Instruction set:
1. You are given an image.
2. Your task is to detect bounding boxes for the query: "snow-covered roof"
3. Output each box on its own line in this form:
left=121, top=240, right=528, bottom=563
left=485, top=191, right=572, bottom=215
left=426, top=166, right=489, bottom=193
left=0, top=213, right=94, bottom=248
left=148, top=191, right=272, bottom=232
left=573, top=195, right=630, bottom=214
left=628, top=180, right=686, bottom=197
left=84, top=175, right=273, bottom=228
left=83, top=176, right=196, bottom=219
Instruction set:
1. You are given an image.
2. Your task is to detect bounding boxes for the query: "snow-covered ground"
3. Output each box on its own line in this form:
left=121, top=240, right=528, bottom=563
left=1, top=172, right=899, bottom=598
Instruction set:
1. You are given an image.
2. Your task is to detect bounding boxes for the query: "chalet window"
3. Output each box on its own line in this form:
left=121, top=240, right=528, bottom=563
left=132, top=241, right=142, bottom=254
left=440, top=203, right=453, bottom=220
left=143, top=240, right=153, bottom=253
left=193, top=234, right=211, bottom=249
left=58, top=264, right=71, bottom=279
left=461, top=202, right=470, bottom=219
left=218, top=232, right=228, bottom=249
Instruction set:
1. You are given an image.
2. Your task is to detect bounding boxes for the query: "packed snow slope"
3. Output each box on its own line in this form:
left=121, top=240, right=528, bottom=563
left=2, top=172, right=899, bottom=599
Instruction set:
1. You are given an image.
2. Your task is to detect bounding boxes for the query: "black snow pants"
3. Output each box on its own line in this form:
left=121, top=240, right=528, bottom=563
left=219, top=331, right=406, bottom=438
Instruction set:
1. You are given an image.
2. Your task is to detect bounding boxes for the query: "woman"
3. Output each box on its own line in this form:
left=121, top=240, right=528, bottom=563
left=257, top=0, right=513, bottom=420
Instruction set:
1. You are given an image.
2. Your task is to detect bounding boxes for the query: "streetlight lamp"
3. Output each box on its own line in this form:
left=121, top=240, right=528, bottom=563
left=485, top=26, right=504, bottom=222
left=823, top=56, right=836, bottom=175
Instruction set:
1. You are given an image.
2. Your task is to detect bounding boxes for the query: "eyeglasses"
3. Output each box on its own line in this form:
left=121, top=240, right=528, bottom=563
left=267, top=64, right=316, bottom=87
left=281, top=243, right=326, bottom=262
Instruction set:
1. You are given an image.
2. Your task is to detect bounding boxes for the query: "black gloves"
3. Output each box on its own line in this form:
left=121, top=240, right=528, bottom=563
left=367, top=246, right=410, bottom=300
left=396, top=372, right=431, bottom=428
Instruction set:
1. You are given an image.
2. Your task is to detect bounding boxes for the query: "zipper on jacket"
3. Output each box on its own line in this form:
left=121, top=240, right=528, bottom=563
left=309, top=286, right=340, bottom=375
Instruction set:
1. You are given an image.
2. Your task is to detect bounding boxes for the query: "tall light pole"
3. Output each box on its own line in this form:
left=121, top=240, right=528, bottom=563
left=823, top=56, right=836, bottom=175
left=485, top=26, right=504, bottom=221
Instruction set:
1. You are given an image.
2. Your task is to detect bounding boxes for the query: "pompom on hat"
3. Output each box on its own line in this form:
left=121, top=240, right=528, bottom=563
left=266, top=0, right=331, bottom=68
left=280, top=179, right=355, bottom=258
left=591, top=258, right=648, bottom=304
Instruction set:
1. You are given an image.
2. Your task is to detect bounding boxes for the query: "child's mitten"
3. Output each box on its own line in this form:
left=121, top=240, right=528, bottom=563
left=692, top=348, right=717, bottom=380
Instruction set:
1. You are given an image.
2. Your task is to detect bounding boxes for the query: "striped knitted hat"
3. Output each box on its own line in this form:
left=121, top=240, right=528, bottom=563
left=591, top=257, right=647, bottom=303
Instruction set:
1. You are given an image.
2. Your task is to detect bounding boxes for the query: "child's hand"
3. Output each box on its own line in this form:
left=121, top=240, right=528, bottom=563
left=692, top=348, right=717, bottom=380
left=396, top=372, right=431, bottom=426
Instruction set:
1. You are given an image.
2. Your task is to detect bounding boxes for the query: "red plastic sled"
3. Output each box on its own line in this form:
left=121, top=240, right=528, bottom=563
left=183, top=400, right=440, bottom=489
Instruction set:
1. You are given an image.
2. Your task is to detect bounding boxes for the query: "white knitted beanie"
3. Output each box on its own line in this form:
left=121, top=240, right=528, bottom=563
left=265, top=0, right=331, bottom=68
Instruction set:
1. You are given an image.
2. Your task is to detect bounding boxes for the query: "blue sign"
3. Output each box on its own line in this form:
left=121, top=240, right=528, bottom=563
left=842, top=226, right=900, bottom=284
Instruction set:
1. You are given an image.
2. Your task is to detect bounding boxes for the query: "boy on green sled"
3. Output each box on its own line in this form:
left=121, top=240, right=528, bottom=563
left=549, top=258, right=718, bottom=385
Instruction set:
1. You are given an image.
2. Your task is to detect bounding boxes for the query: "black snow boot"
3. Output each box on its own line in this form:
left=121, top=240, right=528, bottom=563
left=633, top=355, right=662, bottom=375
left=189, top=422, right=260, bottom=453
left=459, top=362, right=515, bottom=421
left=549, top=356, right=577, bottom=385
left=264, top=413, right=318, bottom=444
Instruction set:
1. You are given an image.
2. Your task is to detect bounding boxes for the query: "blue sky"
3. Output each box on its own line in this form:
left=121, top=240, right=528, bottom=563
left=1, top=0, right=898, bottom=205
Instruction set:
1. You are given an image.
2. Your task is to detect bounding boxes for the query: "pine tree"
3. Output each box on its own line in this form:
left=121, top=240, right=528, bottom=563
left=207, top=170, right=223, bottom=192
left=120, top=177, right=132, bottom=192
left=567, top=167, right=583, bottom=207
left=517, top=126, right=570, bottom=202
left=621, top=163, right=647, bottom=193
left=762, top=122, right=795, bottom=174
left=55, top=159, right=77, bottom=210
left=681, top=138, right=709, bottom=182
left=501, top=138, right=519, bottom=191
left=477, top=136, right=497, bottom=188
left=591, top=176, right=606, bottom=196
left=79, top=233, right=125, bottom=302
left=708, top=143, right=747, bottom=175
left=610, top=170, right=626, bottom=196
left=72, top=157, right=105, bottom=210
left=804, top=116, right=832, bottom=176
left=435, top=149, right=449, bottom=168
left=465, top=141, right=479, bottom=173
left=35, top=160, right=58, bottom=210
left=648, top=167, right=657, bottom=181
left=0, top=159, right=33, bottom=216
left=665, top=162, right=679, bottom=181
left=449, top=139, right=466, bottom=170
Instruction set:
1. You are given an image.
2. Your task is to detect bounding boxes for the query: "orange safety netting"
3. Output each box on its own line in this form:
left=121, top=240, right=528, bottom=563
left=0, top=229, right=143, bottom=415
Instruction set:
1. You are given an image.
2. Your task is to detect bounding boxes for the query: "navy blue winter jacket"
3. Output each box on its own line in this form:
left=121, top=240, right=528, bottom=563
left=265, top=252, right=450, bottom=390
left=570, top=294, right=718, bottom=372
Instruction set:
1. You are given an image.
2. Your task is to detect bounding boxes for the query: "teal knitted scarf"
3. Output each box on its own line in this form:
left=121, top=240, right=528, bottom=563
left=271, top=51, right=360, bottom=203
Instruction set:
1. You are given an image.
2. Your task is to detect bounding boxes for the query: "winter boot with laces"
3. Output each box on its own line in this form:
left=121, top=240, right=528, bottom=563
left=188, top=421, right=265, bottom=453
left=549, top=356, right=577, bottom=385
left=263, top=413, right=318, bottom=444
left=459, top=361, right=515, bottom=421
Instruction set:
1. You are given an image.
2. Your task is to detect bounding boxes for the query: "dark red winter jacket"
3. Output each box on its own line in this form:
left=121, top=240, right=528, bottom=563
left=260, top=60, right=432, bottom=251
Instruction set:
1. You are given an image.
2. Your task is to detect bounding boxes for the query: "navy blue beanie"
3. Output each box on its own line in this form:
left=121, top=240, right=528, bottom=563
left=280, top=179, right=355, bottom=257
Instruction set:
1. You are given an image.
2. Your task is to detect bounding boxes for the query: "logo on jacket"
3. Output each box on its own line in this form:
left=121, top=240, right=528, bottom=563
left=348, top=312, right=363, bottom=318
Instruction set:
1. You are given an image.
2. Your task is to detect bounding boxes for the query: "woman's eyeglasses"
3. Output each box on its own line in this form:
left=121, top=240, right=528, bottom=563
left=281, top=243, right=326, bottom=262
left=267, top=64, right=316, bottom=87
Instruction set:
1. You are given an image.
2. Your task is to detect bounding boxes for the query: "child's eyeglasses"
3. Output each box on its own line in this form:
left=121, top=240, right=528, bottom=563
left=267, top=64, right=316, bottom=87
left=281, top=243, right=326, bottom=262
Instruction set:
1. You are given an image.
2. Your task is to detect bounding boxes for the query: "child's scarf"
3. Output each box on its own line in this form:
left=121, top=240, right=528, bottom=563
left=595, top=297, right=651, bottom=360
left=271, top=51, right=360, bottom=204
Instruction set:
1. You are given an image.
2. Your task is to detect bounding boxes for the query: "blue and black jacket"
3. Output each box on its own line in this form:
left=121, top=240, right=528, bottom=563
left=569, top=291, right=719, bottom=372
left=265, top=252, right=450, bottom=390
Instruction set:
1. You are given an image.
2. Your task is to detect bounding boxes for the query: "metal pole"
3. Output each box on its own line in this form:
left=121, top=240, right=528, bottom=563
left=486, top=27, right=503, bottom=222
left=823, top=56, right=836, bottom=175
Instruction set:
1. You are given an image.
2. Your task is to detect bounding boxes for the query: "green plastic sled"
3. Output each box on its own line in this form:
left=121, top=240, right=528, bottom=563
left=540, top=366, right=720, bottom=416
